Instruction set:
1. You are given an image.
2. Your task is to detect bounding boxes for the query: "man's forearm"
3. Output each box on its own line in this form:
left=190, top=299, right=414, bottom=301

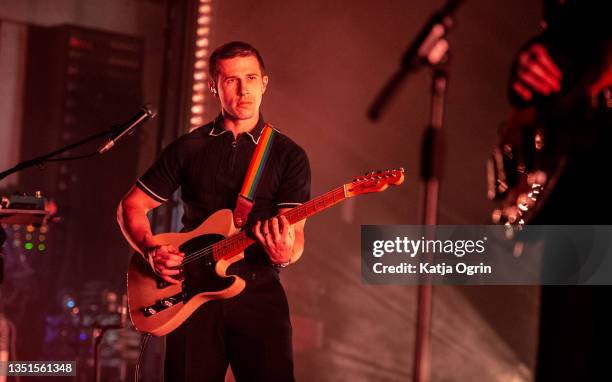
left=117, top=202, right=155, bottom=256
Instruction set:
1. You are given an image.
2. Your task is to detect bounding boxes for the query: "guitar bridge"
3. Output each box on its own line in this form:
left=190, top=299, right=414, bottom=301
left=143, top=291, right=187, bottom=317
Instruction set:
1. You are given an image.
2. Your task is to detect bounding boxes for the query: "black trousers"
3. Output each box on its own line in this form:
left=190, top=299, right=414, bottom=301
left=164, top=265, right=294, bottom=382
left=536, top=286, right=611, bottom=381
left=534, top=149, right=612, bottom=381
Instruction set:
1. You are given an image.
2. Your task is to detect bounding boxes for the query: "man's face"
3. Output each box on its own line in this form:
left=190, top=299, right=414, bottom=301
left=213, top=55, right=268, bottom=121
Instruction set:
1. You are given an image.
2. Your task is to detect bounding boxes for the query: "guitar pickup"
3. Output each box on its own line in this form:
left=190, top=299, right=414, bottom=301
left=143, top=292, right=187, bottom=317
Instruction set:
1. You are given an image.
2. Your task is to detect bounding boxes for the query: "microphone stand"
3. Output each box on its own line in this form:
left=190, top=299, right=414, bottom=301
left=413, top=64, right=447, bottom=382
left=367, top=2, right=460, bottom=381
left=0, top=104, right=156, bottom=181
left=0, top=103, right=158, bottom=181
left=0, top=125, right=121, bottom=181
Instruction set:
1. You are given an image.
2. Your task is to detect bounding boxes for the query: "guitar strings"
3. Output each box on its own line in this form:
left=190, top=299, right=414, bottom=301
left=180, top=188, right=343, bottom=266
left=179, top=187, right=346, bottom=267
left=180, top=180, right=394, bottom=266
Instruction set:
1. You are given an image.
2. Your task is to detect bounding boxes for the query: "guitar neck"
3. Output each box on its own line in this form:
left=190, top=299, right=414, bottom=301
left=282, top=186, right=347, bottom=224
left=214, top=186, right=348, bottom=261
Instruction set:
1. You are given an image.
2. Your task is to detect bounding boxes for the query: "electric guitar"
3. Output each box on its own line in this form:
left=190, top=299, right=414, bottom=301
left=127, top=169, right=405, bottom=336
left=487, top=59, right=611, bottom=231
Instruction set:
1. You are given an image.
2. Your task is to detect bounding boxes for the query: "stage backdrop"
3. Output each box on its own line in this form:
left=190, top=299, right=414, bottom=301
left=0, top=1, right=540, bottom=381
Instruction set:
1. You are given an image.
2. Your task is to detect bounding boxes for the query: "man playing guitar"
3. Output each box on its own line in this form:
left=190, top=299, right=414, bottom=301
left=117, top=41, right=310, bottom=381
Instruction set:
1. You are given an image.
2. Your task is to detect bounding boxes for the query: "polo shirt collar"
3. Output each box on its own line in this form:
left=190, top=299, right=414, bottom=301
left=209, top=113, right=266, bottom=144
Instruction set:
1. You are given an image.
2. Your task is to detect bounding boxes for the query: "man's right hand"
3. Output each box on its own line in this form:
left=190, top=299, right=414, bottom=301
left=511, top=43, right=563, bottom=103
left=146, top=244, right=185, bottom=285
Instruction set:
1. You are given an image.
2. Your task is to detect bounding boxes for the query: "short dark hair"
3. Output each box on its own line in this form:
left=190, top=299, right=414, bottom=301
left=208, top=41, right=266, bottom=82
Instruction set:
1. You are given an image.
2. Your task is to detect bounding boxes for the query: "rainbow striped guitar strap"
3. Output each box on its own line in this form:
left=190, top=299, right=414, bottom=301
left=233, top=123, right=277, bottom=228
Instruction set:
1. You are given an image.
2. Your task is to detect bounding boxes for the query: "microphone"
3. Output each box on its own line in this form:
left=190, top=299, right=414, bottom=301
left=98, top=104, right=157, bottom=154
left=367, top=0, right=462, bottom=121
left=400, top=0, right=462, bottom=71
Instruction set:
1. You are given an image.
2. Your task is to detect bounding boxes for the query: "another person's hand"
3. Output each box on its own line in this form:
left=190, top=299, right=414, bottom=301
left=511, top=43, right=563, bottom=103
left=145, top=242, right=184, bottom=284
left=253, top=216, right=294, bottom=266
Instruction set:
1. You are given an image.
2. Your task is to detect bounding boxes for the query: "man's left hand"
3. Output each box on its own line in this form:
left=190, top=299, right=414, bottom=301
left=253, top=216, right=295, bottom=265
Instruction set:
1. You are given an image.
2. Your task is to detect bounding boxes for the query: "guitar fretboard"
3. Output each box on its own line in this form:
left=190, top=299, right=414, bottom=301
left=212, top=186, right=347, bottom=261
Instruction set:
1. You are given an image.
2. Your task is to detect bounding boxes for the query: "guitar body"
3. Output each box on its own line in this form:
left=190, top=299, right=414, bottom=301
left=488, top=62, right=612, bottom=230
left=127, top=209, right=245, bottom=336
left=487, top=106, right=567, bottom=228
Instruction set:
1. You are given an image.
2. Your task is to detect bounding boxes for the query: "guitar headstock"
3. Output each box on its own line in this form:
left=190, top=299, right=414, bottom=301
left=345, top=168, right=405, bottom=197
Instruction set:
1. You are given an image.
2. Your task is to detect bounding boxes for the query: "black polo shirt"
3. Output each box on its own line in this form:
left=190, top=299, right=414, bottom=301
left=137, top=114, right=311, bottom=236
